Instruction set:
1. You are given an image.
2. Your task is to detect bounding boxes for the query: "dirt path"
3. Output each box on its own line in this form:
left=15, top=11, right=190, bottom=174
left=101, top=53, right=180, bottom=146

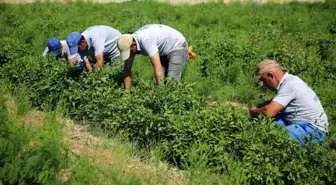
left=18, top=99, right=247, bottom=184
left=3, top=92, right=184, bottom=184
left=61, top=120, right=185, bottom=185
left=21, top=109, right=186, bottom=184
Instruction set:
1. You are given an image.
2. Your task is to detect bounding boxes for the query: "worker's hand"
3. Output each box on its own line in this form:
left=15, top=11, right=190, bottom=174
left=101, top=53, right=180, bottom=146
left=69, top=57, right=77, bottom=67
left=94, top=53, right=104, bottom=71
left=250, top=106, right=261, bottom=118
left=124, top=87, right=130, bottom=93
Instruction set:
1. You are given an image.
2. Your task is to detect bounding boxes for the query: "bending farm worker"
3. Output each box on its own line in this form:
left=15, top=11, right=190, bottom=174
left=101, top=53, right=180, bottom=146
left=43, top=37, right=85, bottom=71
left=250, top=59, right=328, bottom=146
left=117, top=24, right=189, bottom=91
left=42, top=37, right=70, bottom=61
left=66, top=25, right=122, bottom=72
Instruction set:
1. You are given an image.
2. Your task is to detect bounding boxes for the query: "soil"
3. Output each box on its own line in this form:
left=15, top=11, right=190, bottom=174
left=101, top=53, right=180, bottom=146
left=23, top=110, right=45, bottom=128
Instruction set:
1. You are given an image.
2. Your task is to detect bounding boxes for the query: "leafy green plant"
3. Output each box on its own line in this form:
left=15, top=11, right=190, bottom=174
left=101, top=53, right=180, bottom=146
left=0, top=1, right=336, bottom=184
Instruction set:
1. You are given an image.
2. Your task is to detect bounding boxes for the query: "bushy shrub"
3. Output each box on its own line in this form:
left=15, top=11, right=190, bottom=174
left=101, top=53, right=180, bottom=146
left=1, top=2, right=336, bottom=184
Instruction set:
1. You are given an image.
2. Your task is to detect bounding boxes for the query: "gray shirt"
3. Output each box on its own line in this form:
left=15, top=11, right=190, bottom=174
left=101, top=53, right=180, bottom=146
left=79, top=25, right=121, bottom=61
left=273, top=73, right=328, bottom=132
left=132, top=24, right=186, bottom=57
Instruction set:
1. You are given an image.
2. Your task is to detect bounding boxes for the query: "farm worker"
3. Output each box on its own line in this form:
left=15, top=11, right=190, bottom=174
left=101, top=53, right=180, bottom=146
left=250, top=59, right=328, bottom=146
left=66, top=25, right=122, bottom=72
left=117, top=24, right=190, bottom=91
left=42, top=37, right=70, bottom=61
left=42, top=37, right=85, bottom=71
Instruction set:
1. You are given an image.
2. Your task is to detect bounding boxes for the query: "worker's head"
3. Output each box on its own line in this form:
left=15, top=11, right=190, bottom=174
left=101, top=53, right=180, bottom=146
left=254, top=59, right=284, bottom=90
left=66, top=32, right=88, bottom=55
left=117, top=34, right=137, bottom=61
left=47, top=37, right=63, bottom=56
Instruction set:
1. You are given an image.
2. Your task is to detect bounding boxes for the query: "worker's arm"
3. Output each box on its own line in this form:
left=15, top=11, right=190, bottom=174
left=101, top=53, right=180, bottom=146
left=256, top=100, right=272, bottom=108
left=123, top=56, right=134, bottom=92
left=141, top=39, right=162, bottom=85
left=250, top=101, right=284, bottom=118
left=42, top=47, right=48, bottom=57
left=92, top=37, right=105, bottom=71
left=84, top=57, right=93, bottom=72
left=251, top=82, right=296, bottom=118
left=150, top=52, right=163, bottom=85
left=94, top=53, right=104, bottom=71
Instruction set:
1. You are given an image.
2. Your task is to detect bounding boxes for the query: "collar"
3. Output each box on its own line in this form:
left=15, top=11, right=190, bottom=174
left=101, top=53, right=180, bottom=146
left=276, top=72, right=288, bottom=91
left=60, top=41, right=67, bottom=57
left=132, top=34, right=141, bottom=52
left=81, top=33, right=91, bottom=49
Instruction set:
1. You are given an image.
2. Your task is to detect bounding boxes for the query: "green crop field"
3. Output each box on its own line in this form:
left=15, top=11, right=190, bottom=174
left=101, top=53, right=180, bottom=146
left=1, top=1, right=336, bottom=184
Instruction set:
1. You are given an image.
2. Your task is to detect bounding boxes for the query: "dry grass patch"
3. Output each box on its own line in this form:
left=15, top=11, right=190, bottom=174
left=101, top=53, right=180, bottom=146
left=22, top=110, right=45, bottom=128
left=59, top=118, right=186, bottom=185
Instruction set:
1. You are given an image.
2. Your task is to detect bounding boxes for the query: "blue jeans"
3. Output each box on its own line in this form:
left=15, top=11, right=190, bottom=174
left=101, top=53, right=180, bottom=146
left=275, top=117, right=327, bottom=146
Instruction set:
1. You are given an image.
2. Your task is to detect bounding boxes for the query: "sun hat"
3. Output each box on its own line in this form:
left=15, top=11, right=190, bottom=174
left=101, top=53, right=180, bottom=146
left=117, top=34, right=133, bottom=60
left=254, top=59, right=281, bottom=83
left=66, top=32, right=82, bottom=55
left=47, top=37, right=61, bottom=54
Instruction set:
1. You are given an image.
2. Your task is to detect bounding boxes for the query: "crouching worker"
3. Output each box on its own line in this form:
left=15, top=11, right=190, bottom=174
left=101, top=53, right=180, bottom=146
left=250, top=59, right=328, bottom=146
left=117, top=24, right=189, bottom=92
left=66, top=25, right=122, bottom=72
left=42, top=37, right=85, bottom=71
left=42, top=37, right=70, bottom=61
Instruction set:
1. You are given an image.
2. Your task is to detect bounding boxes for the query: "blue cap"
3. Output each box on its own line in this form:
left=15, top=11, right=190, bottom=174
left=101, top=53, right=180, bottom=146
left=47, top=37, right=61, bottom=54
left=66, top=32, right=81, bottom=55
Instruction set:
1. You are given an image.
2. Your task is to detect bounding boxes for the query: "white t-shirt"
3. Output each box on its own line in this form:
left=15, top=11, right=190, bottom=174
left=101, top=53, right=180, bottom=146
left=42, top=40, right=70, bottom=61
left=79, top=25, right=121, bottom=61
left=132, top=24, right=186, bottom=57
left=273, top=73, right=328, bottom=132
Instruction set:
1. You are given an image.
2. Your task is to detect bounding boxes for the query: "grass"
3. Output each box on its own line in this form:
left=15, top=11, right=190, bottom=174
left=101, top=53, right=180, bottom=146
left=1, top=80, right=233, bottom=185
left=0, top=81, right=194, bottom=185
left=0, top=1, right=336, bottom=184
